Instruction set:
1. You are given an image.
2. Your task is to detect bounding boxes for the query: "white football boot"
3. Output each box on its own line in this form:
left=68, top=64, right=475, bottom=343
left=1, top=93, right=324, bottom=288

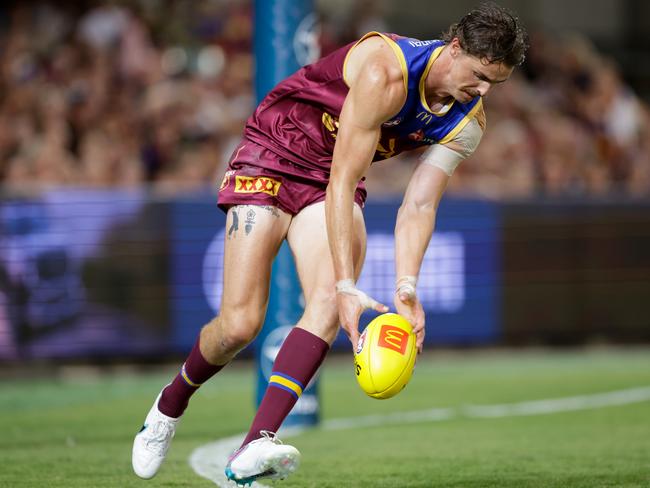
left=225, top=431, right=301, bottom=486
left=132, top=390, right=180, bottom=479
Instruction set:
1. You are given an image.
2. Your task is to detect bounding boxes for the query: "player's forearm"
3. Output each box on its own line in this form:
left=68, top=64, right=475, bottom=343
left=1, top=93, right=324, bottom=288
left=325, top=175, right=357, bottom=282
left=394, top=201, right=437, bottom=280
left=326, top=119, right=379, bottom=283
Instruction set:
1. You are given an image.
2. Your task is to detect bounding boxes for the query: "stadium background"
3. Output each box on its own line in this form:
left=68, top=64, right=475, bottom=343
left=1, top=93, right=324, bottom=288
left=0, top=1, right=649, bottom=487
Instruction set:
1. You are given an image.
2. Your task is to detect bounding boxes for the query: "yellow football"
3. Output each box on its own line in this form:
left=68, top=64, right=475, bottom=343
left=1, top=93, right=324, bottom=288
left=353, top=313, right=417, bottom=399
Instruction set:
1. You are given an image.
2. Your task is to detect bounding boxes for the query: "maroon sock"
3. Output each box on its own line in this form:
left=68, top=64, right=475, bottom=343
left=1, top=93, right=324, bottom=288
left=241, top=327, right=329, bottom=447
left=158, top=337, right=225, bottom=418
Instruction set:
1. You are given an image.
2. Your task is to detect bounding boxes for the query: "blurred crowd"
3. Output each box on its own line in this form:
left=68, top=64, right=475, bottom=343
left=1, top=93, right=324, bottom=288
left=449, top=31, right=650, bottom=199
left=0, top=0, right=253, bottom=194
left=365, top=31, right=650, bottom=199
left=0, top=0, right=648, bottom=199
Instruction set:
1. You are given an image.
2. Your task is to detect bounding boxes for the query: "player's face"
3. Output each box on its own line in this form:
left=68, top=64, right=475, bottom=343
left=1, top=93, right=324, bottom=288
left=448, top=41, right=513, bottom=102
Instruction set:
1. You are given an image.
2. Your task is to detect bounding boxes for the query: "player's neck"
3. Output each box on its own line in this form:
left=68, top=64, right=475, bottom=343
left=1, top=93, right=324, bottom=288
left=423, top=46, right=454, bottom=108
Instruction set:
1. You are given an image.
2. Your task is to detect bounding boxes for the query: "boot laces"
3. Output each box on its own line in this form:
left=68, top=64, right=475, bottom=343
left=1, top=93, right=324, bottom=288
left=145, top=420, right=175, bottom=456
left=258, top=430, right=282, bottom=445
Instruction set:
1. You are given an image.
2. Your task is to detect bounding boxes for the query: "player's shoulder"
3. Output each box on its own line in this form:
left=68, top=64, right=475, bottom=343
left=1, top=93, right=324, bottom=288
left=346, top=33, right=405, bottom=88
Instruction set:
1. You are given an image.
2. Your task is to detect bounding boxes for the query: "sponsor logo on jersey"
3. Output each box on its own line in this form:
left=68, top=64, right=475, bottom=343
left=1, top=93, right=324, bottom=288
left=408, top=39, right=436, bottom=48
left=408, top=129, right=425, bottom=142
left=382, top=117, right=402, bottom=127
left=377, top=325, right=409, bottom=355
left=234, top=176, right=281, bottom=196
left=322, top=111, right=340, bottom=137
left=376, top=137, right=397, bottom=159
left=219, top=170, right=235, bottom=191
left=416, top=111, right=433, bottom=125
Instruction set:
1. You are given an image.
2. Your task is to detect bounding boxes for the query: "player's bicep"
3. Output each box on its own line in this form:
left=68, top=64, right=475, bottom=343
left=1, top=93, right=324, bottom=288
left=333, top=60, right=404, bottom=181
left=332, top=93, right=382, bottom=182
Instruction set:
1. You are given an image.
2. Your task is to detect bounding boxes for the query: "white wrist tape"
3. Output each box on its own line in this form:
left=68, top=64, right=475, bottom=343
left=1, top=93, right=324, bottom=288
left=335, top=279, right=381, bottom=310
left=395, top=275, right=417, bottom=299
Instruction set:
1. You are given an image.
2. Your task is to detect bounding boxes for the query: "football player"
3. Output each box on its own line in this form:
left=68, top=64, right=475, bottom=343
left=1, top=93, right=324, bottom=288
left=133, top=3, right=527, bottom=484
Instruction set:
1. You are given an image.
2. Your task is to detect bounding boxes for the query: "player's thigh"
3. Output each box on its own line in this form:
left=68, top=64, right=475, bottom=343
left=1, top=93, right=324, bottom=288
left=219, top=204, right=291, bottom=331
left=286, top=201, right=367, bottom=341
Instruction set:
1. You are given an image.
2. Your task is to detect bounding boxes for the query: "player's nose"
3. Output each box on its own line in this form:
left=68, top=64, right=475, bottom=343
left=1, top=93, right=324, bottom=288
left=477, top=80, right=491, bottom=97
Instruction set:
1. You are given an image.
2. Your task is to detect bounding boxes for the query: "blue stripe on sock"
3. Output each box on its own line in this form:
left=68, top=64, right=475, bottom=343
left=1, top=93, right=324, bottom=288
left=269, top=382, right=300, bottom=399
left=271, top=371, right=305, bottom=390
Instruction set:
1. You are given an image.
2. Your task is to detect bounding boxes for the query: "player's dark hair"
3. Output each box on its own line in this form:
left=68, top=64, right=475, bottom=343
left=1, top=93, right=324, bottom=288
left=441, top=2, right=528, bottom=66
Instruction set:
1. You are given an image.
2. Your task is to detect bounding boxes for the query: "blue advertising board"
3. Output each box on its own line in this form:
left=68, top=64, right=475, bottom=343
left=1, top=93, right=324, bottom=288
left=0, top=190, right=171, bottom=361
left=169, top=197, right=501, bottom=351
left=168, top=194, right=226, bottom=352
left=0, top=191, right=500, bottom=363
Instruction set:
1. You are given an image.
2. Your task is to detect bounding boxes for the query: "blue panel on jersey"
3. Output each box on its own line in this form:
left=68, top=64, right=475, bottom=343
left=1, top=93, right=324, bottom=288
left=380, top=35, right=481, bottom=145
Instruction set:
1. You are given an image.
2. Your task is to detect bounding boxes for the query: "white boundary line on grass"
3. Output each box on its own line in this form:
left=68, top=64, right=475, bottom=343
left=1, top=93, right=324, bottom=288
left=189, top=385, right=650, bottom=487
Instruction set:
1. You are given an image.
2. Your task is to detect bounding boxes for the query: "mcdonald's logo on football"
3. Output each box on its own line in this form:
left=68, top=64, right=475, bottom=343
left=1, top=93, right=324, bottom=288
left=377, top=325, right=409, bottom=355
left=234, top=176, right=281, bottom=196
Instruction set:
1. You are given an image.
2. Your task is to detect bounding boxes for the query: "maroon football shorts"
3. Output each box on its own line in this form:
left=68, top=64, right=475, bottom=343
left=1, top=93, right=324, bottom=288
left=217, top=139, right=367, bottom=216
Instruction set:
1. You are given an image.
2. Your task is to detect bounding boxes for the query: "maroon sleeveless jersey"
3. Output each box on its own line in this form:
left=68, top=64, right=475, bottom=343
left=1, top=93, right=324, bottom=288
left=242, top=40, right=355, bottom=183
left=242, top=32, right=482, bottom=182
left=217, top=39, right=361, bottom=214
left=219, top=32, right=482, bottom=213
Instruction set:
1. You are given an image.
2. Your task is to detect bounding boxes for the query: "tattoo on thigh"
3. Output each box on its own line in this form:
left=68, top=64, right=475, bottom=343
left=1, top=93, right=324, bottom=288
left=228, top=210, right=239, bottom=238
left=244, top=209, right=256, bottom=235
left=261, top=205, right=280, bottom=218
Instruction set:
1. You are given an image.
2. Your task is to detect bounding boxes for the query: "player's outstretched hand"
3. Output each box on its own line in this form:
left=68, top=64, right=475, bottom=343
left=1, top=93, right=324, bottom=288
left=394, top=276, right=425, bottom=353
left=335, top=279, right=388, bottom=350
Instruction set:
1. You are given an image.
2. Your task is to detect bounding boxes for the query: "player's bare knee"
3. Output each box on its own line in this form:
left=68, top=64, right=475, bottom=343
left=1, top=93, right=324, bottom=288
left=217, top=311, right=261, bottom=353
left=219, top=324, right=257, bottom=353
left=199, top=314, right=258, bottom=357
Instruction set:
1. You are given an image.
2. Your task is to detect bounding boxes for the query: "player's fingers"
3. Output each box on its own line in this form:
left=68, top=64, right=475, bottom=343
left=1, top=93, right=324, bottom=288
left=411, top=320, right=425, bottom=334
left=374, top=302, right=389, bottom=313
left=359, top=293, right=388, bottom=313
left=348, top=328, right=360, bottom=350
left=415, top=329, right=425, bottom=354
left=398, top=291, right=414, bottom=304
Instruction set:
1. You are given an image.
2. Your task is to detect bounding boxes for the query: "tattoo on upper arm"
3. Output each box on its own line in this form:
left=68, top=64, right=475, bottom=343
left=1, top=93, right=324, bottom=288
left=244, top=209, right=256, bottom=235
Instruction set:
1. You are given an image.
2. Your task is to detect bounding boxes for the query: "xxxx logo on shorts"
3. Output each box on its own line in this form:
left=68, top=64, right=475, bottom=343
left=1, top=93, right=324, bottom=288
left=377, top=325, right=409, bottom=355
left=234, top=176, right=281, bottom=196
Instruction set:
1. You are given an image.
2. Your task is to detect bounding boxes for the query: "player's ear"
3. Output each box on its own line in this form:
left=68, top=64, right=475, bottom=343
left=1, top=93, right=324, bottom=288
left=449, top=37, right=462, bottom=58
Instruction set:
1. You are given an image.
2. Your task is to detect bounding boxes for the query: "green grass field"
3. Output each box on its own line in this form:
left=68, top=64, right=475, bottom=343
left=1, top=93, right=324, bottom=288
left=1, top=348, right=649, bottom=487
